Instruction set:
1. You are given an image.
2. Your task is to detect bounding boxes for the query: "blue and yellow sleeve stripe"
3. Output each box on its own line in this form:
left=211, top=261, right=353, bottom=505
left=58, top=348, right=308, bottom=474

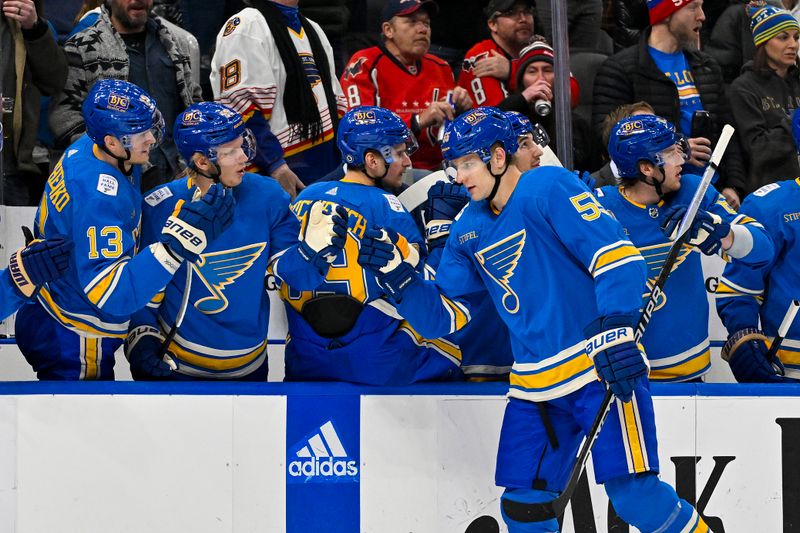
left=84, top=258, right=129, bottom=309
left=715, top=276, right=763, bottom=299
left=588, top=240, right=644, bottom=278
left=440, top=294, right=470, bottom=333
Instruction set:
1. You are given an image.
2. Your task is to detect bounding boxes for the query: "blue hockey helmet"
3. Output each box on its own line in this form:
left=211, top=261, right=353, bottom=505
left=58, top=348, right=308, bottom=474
left=173, top=102, right=256, bottom=165
left=337, top=106, right=418, bottom=167
left=505, top=111, right=534, bottom=140
left=608, top=114, right=687, bottom=179
left=792, top=108, right=800, bottom=153
left=441, top=106, right=518, bottom=164
left=82, top=79, right=165, bottom=148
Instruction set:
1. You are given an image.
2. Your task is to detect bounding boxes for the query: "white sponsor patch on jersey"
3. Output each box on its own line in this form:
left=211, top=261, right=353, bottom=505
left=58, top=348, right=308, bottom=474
left=753, top=183, right=780, bottom=197
left=67, top=149, right=79, bottom=158
left=97, top=174, right=118, bottom=196
left=326, top=187, right=338, bottom=196
left=384, top=194, right=405, bottom=213
left=144, top=187, right=174, bottom=206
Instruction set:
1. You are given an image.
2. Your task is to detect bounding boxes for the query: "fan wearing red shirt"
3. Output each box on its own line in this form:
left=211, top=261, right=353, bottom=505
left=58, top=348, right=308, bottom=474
left=458, top=0, right=535, bottom=107
left=340, top=0, right=473, bottom=171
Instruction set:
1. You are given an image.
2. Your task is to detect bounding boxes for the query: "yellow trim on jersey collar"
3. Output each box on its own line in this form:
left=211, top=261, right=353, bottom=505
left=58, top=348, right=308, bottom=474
left=795, top=177, right=800, bottom=188
left=619, top=186, right=664, bottom=209
left=92, top=144, right=103, bottom=160
left=288, top=27, right=305, bottom=39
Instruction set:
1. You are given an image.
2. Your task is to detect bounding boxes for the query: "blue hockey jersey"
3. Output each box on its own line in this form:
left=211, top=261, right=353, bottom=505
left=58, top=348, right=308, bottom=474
left=395, top=166, right=648, bottom=402
left=0, top=269, right=28, bottom=321
left=717, top=178, right=800, bottom=378
left=596, top=174, right=773, bottom=381
left=132, top=173, right=325, bottom=378
left=29, top=135, right=179, bottom=339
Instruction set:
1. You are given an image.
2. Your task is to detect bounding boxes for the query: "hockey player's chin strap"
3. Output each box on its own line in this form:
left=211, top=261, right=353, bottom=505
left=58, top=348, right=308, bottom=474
left=640, top=167, right=666, bottom=200
left=100, top=144, right=134, bottom=176
left=192, top=161, right=223, bottom=183
left=485, top=159, right=510, bottom=204
left=360, top=153, right=391, bottom=187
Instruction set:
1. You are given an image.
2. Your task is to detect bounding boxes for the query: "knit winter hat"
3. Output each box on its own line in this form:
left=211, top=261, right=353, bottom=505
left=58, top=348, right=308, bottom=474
left=511, top=41, right=580, bottom=108
left=749, top=4, right=800, bottom=47
left=647, top=0, right=695, bottom=26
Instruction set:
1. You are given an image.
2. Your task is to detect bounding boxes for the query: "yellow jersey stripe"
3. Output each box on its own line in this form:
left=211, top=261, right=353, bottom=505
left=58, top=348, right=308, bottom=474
left=168, top=340, right=266, bottom=371
left=649, top=349, right=711, bottom=381
left=593, top=245, right=641, bottom=274
left=38, top=287, right=127, bottom=338
left=441, top=295, right=470, bottom=331
left=510, top=354, right=594, bottom=391
left=622, top=400, right=647, bottom=473
left=86, top=262, right=125, bottom=305
left=398, top=322, right=462, bottom=363
left=83, top=337, right=99, bottom=380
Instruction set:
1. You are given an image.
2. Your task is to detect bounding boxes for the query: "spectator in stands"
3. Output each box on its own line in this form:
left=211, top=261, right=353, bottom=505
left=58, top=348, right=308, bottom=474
left=728, top=4, right=800, bottom=194
left=458, top=0, right=535, bottom=107
left=49, top=0, right=201, bottom=193
left=592, top=0, right=747, bottom=209
left=211, top=0, right=346, bottom=197
left=1, top=0, right=67, bottom=206
left=499, top=40, right=601, bottom=173
left=592, top=100, right=656, bottom=186
left=340, top=0, right=473, bottom=174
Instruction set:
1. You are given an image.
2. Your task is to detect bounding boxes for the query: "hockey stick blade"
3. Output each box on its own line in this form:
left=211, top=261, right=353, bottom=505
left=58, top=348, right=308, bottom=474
left=524, top=124, right=735, bottom=522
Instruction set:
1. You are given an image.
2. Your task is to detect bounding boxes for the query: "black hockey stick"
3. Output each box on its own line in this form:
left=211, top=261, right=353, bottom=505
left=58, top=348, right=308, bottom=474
left=513, top=124, right=736, bottom=523
left=765, top=299, right=800, bottom=373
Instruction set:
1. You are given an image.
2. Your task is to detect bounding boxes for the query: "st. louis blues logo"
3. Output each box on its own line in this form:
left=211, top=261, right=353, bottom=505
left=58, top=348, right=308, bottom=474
left=640, top=241, right=694, bottom=311
left=192, top=243, right=266, bottom=314
left=474, top=229, right=525, bottom=314
left=300, top=53, right=322, bottom=88
left=343, top=57, right=366, bottom=80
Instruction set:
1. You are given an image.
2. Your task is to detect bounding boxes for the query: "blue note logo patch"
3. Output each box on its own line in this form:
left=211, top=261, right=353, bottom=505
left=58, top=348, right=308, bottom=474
left=193, top=243, right=267, bottom=314
left=300, top=53, right=322, bottom=89
left=474, top=229, right=525, bottom=313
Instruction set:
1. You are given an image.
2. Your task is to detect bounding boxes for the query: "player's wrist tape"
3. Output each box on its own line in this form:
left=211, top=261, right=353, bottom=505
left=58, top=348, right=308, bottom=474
left=585, top=327, right=635, bottom=360
left=722, top=328, right=769, bottom=362
left=150, top=242, right=183, bottom=274
left=162, top=215, right=207, bottom=256
left=125, top=325, right=164, bottom=353
left=425, top=220, right=452, bottom=242
left=8, top=248, right=36, bottom=297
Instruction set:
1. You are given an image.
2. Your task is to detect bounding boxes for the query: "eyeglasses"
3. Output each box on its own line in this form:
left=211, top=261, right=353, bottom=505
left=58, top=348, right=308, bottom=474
left=496, top=7, right=534, bottom=19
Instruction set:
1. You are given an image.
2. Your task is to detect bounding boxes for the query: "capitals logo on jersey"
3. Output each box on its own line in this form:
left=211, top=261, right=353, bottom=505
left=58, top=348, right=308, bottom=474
left=342, top=57, right=367, bottom=80
left=475, top=229, right=526, bottom=314
left=192, top=243, right=266, bottom=314
left=300, top=53, right=322, bottom=89
left=462, top=51, right=489, bottom=73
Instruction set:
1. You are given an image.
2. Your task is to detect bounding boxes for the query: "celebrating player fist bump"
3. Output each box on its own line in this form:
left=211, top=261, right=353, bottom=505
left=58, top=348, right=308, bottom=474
left=2, top=0, right=38, bottom=30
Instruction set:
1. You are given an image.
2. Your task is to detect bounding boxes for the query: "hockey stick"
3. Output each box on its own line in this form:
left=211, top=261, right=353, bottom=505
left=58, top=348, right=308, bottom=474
left=516, top=124, right=735, bottom=522
left=765, top=299, right=800, bottom=373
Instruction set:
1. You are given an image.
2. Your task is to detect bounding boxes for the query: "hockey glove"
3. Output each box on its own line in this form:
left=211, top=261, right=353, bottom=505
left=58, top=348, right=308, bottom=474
left=9, top=235, right=73, bottom=298
left=423, top=182, right=468, bottom=250
left=297, top=202, right=348, bottom=274
left=721, top=328, right=788, bottom=383
left=161, top=184, right=235, bottom=263
left=125, top=326, right=174, bottom=380
left=660, top=204, right=730, bottom=256
left=357, top=226, right=420, bottom=301
left=584, top=314, right=649, bottom=402
left=573, top=170, right=596, bottom=190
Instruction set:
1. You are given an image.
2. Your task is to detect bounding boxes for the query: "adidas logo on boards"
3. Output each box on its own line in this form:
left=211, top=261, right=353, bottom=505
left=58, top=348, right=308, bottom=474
left=288, top=420, right=359, bottom=482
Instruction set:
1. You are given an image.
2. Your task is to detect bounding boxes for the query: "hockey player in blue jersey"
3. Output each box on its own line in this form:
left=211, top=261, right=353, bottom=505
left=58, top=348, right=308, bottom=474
left=14, top=80, right=235, bottom=380
left=281, top=106, right=463, bottom=385
left=0, top=236, right=73, bottom=320
left=505, top=111, right=542, bottom=172
left=598, top=115, right=774, bottom=382
left=125, top=102, right=345, bottom=380
left=715, top=109, right=800, bottom=382
left=358, top=107, right=709, bottom=532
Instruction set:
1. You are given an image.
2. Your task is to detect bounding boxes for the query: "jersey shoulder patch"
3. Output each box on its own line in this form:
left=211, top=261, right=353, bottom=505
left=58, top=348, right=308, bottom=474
left=144, top=186, right=174, bottom=207
left=753, top=183, right=780, bottom=197
left=97, top=174, right=118, bottom=197
left=384, top=193, right=405, bottom=213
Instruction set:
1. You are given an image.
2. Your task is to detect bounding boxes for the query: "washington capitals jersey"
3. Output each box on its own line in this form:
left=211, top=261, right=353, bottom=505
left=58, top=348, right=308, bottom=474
left=596, top=174, right=772, bottom=381
left=457, top=39, right=511, bottom=107
left=340, top=46, right=458, bottom=170
left=282, top=179, right=426, bottom=311
left=211, top=8, right=347, bottom=183
left=28, top=135, right=178, bottom=339
left=395, top=166, right=648, bottom=402
left=717, top=179, right=800, bottom=378
left=131, top=173, right=324, bottom=379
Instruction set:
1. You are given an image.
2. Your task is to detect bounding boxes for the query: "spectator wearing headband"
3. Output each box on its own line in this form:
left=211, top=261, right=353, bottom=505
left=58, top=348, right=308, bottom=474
left=728, top=4, right=800, bottom=195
